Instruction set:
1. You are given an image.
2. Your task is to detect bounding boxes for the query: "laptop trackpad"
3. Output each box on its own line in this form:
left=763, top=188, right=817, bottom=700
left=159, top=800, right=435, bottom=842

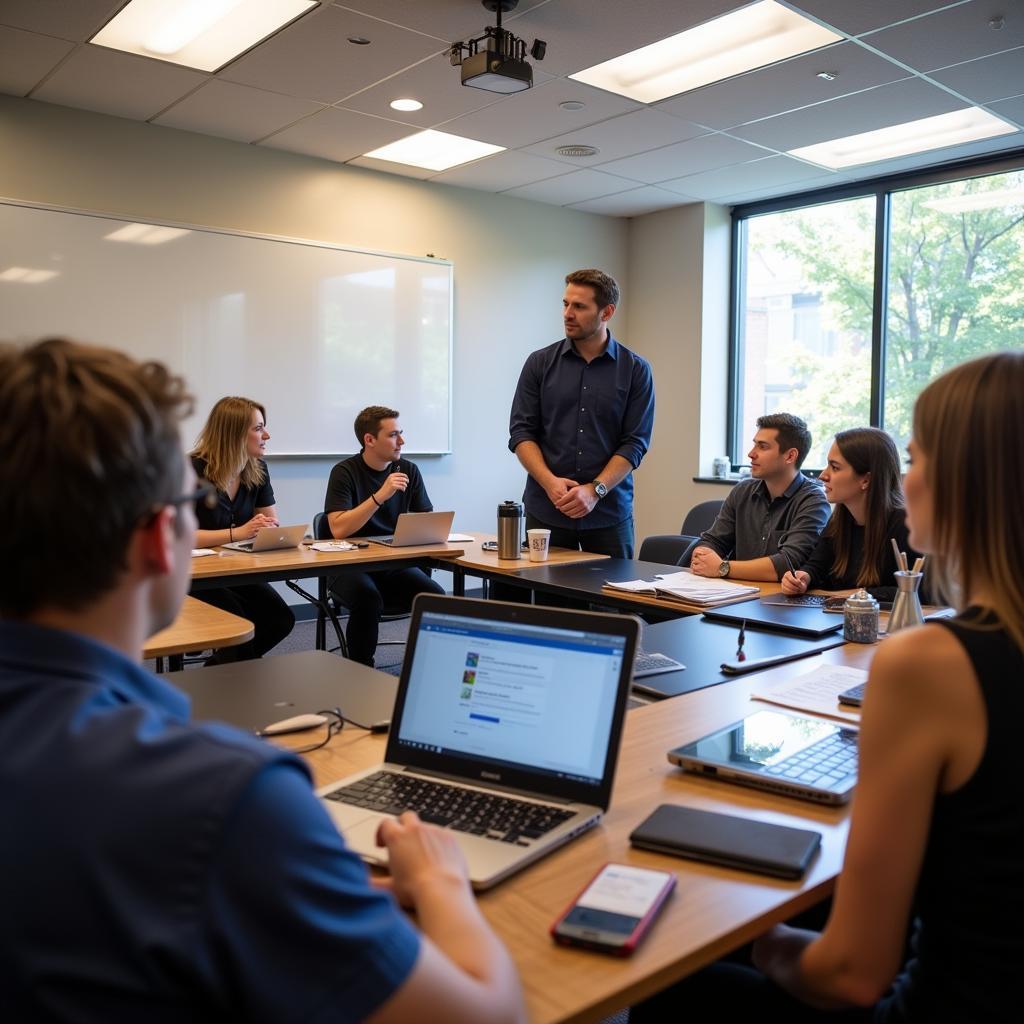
left=342, top=816, right=390, bottom=866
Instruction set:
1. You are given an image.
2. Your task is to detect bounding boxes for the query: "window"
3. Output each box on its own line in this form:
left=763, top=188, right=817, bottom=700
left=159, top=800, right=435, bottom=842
left=730, top=156, right=1024, bottom=469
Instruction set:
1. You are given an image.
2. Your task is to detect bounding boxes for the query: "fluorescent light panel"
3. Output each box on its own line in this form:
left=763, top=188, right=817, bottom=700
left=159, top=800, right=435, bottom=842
left=362, top=130, right=504, bottom=171
left=91, top=0, right=317, bottom=73
left=0, top=267, right=58, bottom=283
left=924, top=185, right=1024, bottom=214
left=788, top=108, right=1017, bottom=170
left=570, top=1, right=841, bottom=103
left=105, top=223, right=191, bottom=245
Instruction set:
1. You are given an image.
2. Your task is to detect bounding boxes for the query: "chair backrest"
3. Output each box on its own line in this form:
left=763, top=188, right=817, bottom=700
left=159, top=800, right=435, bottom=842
left=681, top=499, right=724, bottom=538
left=638, top=535, right=694, bottom=567
left=312, top=511, right=333, bottom=540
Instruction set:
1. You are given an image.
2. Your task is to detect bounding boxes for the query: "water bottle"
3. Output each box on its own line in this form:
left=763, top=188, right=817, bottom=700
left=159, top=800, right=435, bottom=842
left=497, top=500, right=523, bottom=560
left=844, top=589, right=879, bottom=644
left=888, top=571, right=925, bottom=633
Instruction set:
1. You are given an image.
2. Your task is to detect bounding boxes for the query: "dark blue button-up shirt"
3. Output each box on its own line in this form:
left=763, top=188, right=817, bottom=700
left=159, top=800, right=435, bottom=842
left=0, top=622, right=419, bottom=1023
left=508, top=334, right=655, bottom=529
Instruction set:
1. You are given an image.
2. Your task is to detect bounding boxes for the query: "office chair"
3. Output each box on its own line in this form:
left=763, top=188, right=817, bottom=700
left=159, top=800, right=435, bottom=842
left=637, top=534, right=694, bottom=566
left=671, top=498, right=725, bottom=568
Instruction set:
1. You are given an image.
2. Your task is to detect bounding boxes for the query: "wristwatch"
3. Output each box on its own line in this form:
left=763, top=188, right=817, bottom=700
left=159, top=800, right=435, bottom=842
left=592, top=479, right=608, bottom=499
left=718, top=559, right=731, bottom=578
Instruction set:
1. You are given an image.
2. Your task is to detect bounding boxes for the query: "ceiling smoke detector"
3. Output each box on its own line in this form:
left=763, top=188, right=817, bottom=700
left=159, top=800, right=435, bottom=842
left=556, top=144, right=599, bottom=158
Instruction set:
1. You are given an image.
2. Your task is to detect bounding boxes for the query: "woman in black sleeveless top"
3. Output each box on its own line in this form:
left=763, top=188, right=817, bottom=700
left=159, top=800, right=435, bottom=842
left=635, top=351, right=1023, bottom=1023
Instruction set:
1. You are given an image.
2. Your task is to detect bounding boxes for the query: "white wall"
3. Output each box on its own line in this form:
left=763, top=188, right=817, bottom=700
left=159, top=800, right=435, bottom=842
left=0, top=95, right=632, bottom=590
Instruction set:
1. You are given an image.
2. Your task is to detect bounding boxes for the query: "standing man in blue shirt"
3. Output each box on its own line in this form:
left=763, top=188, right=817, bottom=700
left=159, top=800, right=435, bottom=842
left=0, top=338, right=523, bottom=1024
left=508, top=269, right=655, bottom=558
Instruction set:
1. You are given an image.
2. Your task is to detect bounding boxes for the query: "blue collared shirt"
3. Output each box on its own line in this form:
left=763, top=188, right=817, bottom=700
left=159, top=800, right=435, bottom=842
left=508, top=334, right=655, bottom=529
left=0, top=622, right=419, bottom=1023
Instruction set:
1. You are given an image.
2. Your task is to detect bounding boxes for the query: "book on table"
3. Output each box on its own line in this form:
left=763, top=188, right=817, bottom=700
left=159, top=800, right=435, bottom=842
left=603, top=571, right=759, bottom=607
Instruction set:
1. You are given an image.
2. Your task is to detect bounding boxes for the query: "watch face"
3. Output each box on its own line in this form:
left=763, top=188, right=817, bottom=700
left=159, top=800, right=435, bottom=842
left=718, top=561, right=730, bottom=578
left=594, top=481, right=608, bottom=498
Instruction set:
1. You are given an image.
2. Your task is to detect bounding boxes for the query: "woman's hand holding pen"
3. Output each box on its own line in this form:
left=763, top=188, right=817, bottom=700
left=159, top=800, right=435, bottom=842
left=780, top=570, right=811, bottom=595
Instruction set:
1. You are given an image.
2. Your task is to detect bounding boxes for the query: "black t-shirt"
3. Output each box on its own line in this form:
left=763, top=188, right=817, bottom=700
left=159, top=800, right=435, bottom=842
left=191, top=455, right=275, bottom=531
left=323, top=455, right=432, bottom=537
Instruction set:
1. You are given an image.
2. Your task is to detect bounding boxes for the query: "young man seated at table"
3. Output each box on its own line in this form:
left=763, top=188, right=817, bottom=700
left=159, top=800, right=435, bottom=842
left=0, top=339, right=523, bottom=1024
left=690, top=413, right=830, bottom=582
left=324, top=405, right=444, bottom=666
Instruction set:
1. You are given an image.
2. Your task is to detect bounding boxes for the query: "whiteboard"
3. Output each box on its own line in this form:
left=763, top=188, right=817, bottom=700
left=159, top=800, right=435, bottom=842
left=0, top=200, right=452, bottom=455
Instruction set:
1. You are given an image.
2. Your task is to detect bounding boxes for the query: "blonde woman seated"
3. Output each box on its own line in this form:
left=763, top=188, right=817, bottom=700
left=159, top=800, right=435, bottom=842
left=634, top=351, right=1024, bottom=1022
left=190, top=396, right=294, bottom=663
left=781, top=427, right=922, bottom=602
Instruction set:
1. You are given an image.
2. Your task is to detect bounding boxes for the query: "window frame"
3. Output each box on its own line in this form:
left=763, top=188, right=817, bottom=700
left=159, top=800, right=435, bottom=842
left=727, top=145, right=1024, bottom=468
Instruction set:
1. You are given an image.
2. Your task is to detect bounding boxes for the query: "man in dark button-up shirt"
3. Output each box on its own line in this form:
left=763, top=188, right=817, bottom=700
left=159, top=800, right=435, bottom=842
left=508, top=268, right=655, bottom=558
left=691, top=412, right=830, bottom=581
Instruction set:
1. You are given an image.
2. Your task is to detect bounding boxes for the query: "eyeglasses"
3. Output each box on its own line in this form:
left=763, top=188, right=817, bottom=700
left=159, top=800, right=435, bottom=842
left=139, top=481, right=217, bottom=526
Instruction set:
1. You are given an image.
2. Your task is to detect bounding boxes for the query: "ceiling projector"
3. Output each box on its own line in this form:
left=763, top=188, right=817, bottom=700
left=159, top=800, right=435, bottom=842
left=449, top=0, right=547, bottom=95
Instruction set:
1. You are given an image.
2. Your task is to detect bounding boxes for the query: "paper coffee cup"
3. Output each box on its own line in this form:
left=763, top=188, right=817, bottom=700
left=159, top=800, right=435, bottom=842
left=527, top=528, right=551, bottom=562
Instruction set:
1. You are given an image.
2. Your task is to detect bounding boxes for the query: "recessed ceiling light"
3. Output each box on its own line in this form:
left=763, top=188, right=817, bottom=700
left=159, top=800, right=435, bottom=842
left=0, top=266, right=58, bottom=284
left=90, top=0, right=317, bottom=73
left=788, top=107, right=1017, bottom=169
left=390, top=98, right=424, bottom=112
left=816, top=71, right=837, bottom=81
left=570, top=1, right=841, bottom=103
left=362, top=129, right=504, bottom=171
left=559, top=100, right=585, bottom=111
left=105, top=223, right=191, bottom=245
left=348, top=36, right=371, bottom=45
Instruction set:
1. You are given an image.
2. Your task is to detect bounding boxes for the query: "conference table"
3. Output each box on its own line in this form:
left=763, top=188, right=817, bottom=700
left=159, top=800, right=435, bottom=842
left=143, top=595, right=254, bottom=670
left=281, top=641, right=870, bottom=1024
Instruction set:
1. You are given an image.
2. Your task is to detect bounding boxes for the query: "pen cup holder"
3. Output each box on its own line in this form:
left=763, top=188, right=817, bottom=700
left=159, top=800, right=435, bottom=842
left=887, top=571, right=925, bottom=633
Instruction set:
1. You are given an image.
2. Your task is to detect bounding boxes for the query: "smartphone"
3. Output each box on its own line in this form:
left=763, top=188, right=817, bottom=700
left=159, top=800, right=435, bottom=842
left=551, top=863, right=675, bottom=956
left=838, top=682, right=865, bottom=706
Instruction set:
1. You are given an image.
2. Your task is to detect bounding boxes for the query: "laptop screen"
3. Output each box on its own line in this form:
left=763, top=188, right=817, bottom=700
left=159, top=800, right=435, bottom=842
left=395, top=609, right=627, bottom=788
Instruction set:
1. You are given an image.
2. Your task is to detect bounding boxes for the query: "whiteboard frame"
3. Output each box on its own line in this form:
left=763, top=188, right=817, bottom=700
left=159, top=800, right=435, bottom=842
left=0, top=196, right=455, bottom=457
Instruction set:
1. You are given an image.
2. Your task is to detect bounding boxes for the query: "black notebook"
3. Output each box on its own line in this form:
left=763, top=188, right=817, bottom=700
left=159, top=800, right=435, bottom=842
left=630, top=803, right=822, bottom=880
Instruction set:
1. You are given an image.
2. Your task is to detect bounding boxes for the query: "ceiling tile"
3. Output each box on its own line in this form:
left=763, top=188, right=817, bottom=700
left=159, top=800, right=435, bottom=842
left=501, top=168, right=640, bottom=205
left=333, top=0, right=550, bottom=43
left=346, top=153, right=437, bottom=178
left=0, top=25, right=74, bottom=96
left=862, top=1, right=1024, bottom=72
left=522, top=108, right=706, bottom=167
left=437, top=78, right=640, bottom=149
left=0, top=1, right=121, bottom=42
left=221, top=5, right=444, bottom=103
left=988, top=93, right=1024, bottom=128
left=153, top=80, right=324, bottom=143
left=597, top=133, right=769, bottom=184
left=788, top=1, right=955, bottom=37
left=568, top=185, right=690, bottom=217
left=429, top=149, right=571, bottom=190
left=511, top=0, right=752, bottom=77
left=656, top=41, right=911, bottom=130
left=928, top=46, right=1024, bottom=104
left=261, top=106, right=415, bottom=162
left=659, top=154, right=836, bottom=199
left=338, top=51, right=506, bottom=128
left=32, top=44, right=207, bottom=120
left=729, top=77, right=964, bottom=150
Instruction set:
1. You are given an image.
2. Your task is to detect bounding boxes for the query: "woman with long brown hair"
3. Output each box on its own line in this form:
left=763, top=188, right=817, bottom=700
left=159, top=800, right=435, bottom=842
left=190, top=396, right=294, bottom=663
left=635, top=351, right=1024, bottom=1021
left=781, top=427, right=920, bottom=600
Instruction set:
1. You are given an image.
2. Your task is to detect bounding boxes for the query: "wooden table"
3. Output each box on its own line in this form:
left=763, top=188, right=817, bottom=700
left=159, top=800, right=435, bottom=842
left=143, top=595, right=254, bottom=670
left=297, top=642, right=874, bottom=1024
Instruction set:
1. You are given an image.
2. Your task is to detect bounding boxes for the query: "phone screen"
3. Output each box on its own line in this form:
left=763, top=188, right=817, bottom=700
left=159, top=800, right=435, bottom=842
left=554, top=864, right=674, bottom=951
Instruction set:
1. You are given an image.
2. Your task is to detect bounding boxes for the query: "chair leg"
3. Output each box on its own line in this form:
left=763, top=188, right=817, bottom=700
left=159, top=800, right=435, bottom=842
left=285, top=578, right=349, bottom=658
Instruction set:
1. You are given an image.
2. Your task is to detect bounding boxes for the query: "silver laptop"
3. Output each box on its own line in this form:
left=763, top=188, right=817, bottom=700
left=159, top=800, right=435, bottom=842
left=319, top=594, right=639, bottom=890
left=222, top=523, right=308, bottom=552
left=366, top=510, right=455, bottom=547
left=667, top=708, right=858, bottom=805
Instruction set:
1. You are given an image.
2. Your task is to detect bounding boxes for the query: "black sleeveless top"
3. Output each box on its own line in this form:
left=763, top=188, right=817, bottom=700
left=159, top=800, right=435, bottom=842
left=879, top=610, right=1023, bottom=1023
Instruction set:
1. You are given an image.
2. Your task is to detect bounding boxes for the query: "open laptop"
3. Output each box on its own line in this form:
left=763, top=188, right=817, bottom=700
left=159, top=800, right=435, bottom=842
left=702, top=601, right=843, bottom=638
left=667, top=708, right=859, bottom=805
left=366, top=509, right=455, bottom=547
left=222, top=523, right=308, bottom=553
left=319, top=593, right=639, bottom=890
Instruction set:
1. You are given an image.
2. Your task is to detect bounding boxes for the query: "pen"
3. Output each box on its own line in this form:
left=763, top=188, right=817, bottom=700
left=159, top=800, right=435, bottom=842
left=736, top=620, right=746, bottom=662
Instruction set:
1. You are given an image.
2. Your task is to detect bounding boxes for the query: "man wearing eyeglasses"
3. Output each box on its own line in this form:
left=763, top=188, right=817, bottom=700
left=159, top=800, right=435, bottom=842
left=0, top=340, right=522, bottom=1023
left=324, top=405, right=443, bottom=665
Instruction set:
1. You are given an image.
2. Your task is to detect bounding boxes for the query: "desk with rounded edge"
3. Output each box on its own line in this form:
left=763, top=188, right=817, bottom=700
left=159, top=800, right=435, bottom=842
left=294, top=641, right=872, bottom=1024
left=144, top=595, right=254, bottom=670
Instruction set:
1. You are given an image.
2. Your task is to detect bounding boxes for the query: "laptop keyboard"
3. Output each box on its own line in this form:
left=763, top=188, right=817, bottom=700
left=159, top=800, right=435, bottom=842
left=326, top=771, right=574, bottom=845
left=781, top=594, right=828, bottom=607
left=762, top=731, right=858, bottom=786
left=633, top=649, right=685, bottom=675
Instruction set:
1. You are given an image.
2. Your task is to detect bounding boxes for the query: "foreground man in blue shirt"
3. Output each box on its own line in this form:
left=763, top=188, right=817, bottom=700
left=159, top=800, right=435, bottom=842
left=0, top=338, right=523, bottom=1024
left=508, top=269, right=655, bottom=558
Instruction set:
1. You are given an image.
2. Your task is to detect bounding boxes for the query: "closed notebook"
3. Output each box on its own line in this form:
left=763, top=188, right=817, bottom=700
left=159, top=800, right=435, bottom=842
left=629, top=803, right=821, bottom=880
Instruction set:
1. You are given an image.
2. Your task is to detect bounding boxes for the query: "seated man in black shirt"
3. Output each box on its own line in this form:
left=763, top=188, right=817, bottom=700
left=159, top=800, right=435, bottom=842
left=324, top=405, right=444, bottom=665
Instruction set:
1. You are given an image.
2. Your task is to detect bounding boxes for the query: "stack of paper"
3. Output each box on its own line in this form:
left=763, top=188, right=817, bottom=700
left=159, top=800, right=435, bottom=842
left=603, top=570, right=759, bottom=606
left=750, top=664, right=867, bottom=724
left=311, top=541, right=358, bottom=552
